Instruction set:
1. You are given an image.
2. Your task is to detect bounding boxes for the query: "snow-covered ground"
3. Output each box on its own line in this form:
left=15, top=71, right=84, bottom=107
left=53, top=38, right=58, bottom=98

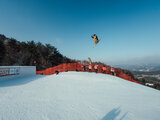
left=0, top=72, right=160, bottom=120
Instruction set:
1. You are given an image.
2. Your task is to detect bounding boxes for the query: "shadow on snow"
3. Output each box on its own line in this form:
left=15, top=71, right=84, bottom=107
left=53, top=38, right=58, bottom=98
left=0, top=75, right=47, bottom=87
left=101, top=108, right=128, bottom=120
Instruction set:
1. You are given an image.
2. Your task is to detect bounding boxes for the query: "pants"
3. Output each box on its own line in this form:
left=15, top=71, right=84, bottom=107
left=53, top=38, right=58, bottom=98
left=95, top=69, right=98, bottom=73
left=103, top=70, right=106, bottom=73
left=111, top=71, right=114, bottom=75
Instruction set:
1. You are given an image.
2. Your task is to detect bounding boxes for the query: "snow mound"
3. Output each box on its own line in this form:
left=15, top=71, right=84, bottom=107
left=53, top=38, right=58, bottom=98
left=0, top=72, right=160, bottom=120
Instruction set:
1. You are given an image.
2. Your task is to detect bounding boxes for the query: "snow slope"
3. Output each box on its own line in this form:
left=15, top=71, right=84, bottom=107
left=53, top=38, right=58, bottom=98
left=0, top=72, right=160, bottom=120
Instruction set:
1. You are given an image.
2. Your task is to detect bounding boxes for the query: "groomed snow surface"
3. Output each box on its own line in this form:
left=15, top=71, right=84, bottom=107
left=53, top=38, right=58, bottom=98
left=0, top=72, right=160, bottom=120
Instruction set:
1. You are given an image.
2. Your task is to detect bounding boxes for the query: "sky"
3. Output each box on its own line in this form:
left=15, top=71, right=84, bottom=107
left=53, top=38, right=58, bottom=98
left=0, top=0, right=160, bottom=65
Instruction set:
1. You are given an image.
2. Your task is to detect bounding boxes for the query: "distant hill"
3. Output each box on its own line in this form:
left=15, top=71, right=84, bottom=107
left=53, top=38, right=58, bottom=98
left=113, top=64, right=160, bottom=72
left=133, top=70, right=160, bottom=75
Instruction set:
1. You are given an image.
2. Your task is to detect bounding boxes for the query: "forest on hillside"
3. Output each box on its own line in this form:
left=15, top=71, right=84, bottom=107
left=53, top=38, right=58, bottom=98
left=0, top=34, right=76, bottom=70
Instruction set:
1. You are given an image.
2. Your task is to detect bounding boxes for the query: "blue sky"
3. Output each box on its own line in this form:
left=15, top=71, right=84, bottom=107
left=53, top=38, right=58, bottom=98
left=0, top=0, right=160, bottom=65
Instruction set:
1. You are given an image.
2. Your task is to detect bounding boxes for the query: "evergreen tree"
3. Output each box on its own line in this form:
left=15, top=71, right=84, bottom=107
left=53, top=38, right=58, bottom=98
left=0, top=34, right=75, bottom=70
left=0, top=40, right=5, bottom=65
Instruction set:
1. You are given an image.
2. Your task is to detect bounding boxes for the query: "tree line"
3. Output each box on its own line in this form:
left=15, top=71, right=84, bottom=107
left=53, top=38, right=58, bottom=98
left=0, top=34, right=76, bottom=70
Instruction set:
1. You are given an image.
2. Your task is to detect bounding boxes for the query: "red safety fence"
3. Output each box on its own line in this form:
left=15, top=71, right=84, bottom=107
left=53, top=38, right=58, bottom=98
left=36, top=63, right=140, bottom=84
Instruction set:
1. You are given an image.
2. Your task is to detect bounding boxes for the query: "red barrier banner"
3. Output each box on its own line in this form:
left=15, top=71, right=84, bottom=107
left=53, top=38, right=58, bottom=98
left=36, top=63, right=140, bottom=84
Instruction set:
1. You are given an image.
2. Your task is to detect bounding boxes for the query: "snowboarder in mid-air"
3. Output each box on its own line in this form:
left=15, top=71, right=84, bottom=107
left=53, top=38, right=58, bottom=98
left=88, top=57, right=92, bottom=65
left=91, top=34, right=101, bottom=47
